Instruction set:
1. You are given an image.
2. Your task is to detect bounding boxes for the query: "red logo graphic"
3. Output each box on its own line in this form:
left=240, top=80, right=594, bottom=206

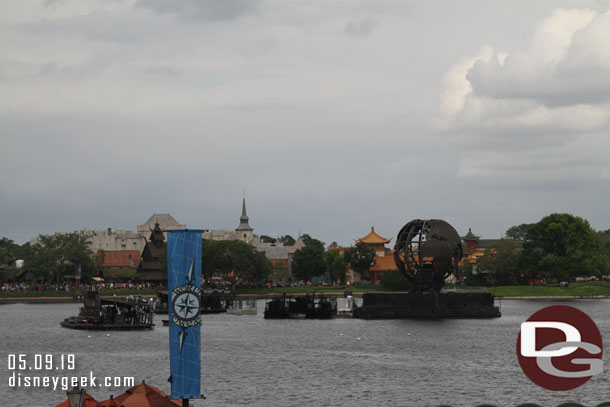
left=516, top=305, right=603, bottom=391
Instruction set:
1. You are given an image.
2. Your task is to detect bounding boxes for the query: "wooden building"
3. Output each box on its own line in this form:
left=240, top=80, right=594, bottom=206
left=136, top=223, right=165, bottom=283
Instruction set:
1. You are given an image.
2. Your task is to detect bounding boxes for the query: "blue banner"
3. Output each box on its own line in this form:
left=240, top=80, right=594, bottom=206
left=168, top=229, right=203, bottom=400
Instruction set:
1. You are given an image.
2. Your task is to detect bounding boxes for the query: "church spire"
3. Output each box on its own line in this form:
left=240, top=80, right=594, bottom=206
left=237, top=197, right=253, bottom=230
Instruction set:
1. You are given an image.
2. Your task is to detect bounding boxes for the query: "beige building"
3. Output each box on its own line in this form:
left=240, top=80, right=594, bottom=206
left=30, top=228, right=145, bottom=254
left=137, top=213, right=186, bottom=240
left=83, top=228, right=145, bottom=253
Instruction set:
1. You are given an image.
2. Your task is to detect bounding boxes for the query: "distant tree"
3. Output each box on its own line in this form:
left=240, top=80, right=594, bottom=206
left=0, top=237, right=15, bottom=249
left=301, top=234, right=325, bottom=250
left=0, top=237, right=20, bottom=266
left=277, top=235, right=295, bottom=246
left=202, top=239, right=271, bottom=288
left=457, top=261, right=473, bottom=280
left=521, top=213, right=608, bottom=281
left=597, top=230, right=610, bottom=253
left=477, top=241, right=523, bottom=285
left=291, top=245, right=326, bottom=282
left=260, top=235, right=277, bottom=244
left=23, top=233, right=97, bottom=283
left=504, top=224, right=533, bottom=241
left=344, top=242, right=376, bottom=281
left=328, top=241, right=339, bottom=249
left=324, top=249, right=346, bottom=284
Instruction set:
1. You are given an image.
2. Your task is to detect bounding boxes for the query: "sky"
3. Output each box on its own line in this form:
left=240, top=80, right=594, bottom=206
left=1, top=0, right=610, bottom=246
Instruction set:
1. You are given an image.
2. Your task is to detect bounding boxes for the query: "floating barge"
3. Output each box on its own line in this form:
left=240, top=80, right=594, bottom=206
left=353, top=292, right=501, bottom=319
left=61, top=291, right=155, bottom=330
left=264, top=293, right=337, bottom=319
left=227, top=299, right=257, bottom=315
left=156, top=288, right=236, bottom=317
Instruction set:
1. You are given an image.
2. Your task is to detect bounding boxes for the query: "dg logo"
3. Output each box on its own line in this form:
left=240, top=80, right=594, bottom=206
left=516, top=305, right=604, bottom=391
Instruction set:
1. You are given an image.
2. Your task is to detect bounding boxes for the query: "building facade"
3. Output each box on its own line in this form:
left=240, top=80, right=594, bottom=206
left=137, top=214, right=186, bottom=240
left=203, top=198, right=267, bottom=246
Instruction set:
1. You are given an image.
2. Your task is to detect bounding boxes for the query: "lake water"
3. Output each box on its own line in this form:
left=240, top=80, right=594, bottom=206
left=1, top=299, right=609, bottom=406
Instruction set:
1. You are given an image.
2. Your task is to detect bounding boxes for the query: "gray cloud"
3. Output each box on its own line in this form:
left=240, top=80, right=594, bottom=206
left=137, top=0, right=260, bottom=21
left=344, top=16, right=377, bottom=37
left=3, top=1, right=610, bottom=247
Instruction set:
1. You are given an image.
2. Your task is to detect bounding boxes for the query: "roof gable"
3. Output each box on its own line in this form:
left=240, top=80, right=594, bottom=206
left=356, top=226, right=391, bottom=245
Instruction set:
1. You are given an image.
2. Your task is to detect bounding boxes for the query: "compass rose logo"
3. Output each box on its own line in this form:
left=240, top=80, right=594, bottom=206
left=172, top=284, right=201, bottom=328
left=171, top=260, right=202, bottom=330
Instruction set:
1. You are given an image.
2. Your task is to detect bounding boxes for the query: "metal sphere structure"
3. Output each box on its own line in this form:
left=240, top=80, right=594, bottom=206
left=393, top=219, right=463, bottom=293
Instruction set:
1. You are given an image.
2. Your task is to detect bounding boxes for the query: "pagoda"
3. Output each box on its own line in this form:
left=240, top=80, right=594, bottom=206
left=350, top=226, right=396, bottom=284
left=356, top=226, right=392, bottom=256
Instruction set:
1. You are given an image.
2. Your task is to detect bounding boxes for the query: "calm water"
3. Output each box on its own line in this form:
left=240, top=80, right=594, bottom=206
left=0, top=299, right=609, bottom=406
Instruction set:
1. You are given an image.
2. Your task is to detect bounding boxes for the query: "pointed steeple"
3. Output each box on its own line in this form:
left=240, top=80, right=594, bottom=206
left=237, top=197, right=253, bottom=230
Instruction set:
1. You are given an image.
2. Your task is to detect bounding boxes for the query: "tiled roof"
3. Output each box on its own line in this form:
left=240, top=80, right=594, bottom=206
left=98, top=250, right=140, bottom=268
left=370, top=252, right=398, bottom=272
left=288, top=238, right=306, bottom=254
left=463, top=228, right=479, bottom=239
left=356, top=226, right=392, bottom=245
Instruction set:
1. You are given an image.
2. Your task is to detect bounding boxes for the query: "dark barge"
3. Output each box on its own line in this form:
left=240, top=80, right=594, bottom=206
left=61, top=291, right=155, bottom=330
left=156, top=288, right=235, bottom=316
left=264, top=293, right=336, bottom=319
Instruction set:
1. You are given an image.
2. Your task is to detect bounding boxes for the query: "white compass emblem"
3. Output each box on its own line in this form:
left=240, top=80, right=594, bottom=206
left=171, top=284, right=201, bottom=328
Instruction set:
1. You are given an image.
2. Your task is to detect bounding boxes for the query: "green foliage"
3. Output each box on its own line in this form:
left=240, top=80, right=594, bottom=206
left=380, top=269, right=412, bottom=291
left=301, top=234, right=325, bottom=250
left=461, top=261, right=489, bottom=286
left=324, top=249, right=346, bottom=284
left=456, top=282, right=610, bottom=297
left=277, top=235, right=295, bottom=246
left=202, top=239, right=271, bottom=287
left=291, top=244, right=326, bottom=282
left=521, top=213, right=608, bottom=280
left=0, top=237, right=25, bottom=267
left=504, top=224, right=533, bottom=241
left=23, top=233, right=98, bottom=283
left=102, top=268, right=137, bottom=279
left=344, top=242, right=376, bottom=280
left=260, top=235, right=277, bottom=243
left=477, top=241, right=523, bottom=285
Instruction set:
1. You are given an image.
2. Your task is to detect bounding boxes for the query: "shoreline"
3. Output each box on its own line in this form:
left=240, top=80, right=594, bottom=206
left=1, top=293, right=610, bottom=303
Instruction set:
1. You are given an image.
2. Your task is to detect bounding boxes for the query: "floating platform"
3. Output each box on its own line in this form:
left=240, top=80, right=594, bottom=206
left=61, top=317, right=154, bottom=330
left=60, top=291, right=155, bottom=330
left=264, top=294, right=336, bottom=319
left=227, top=299, right=257, bottom=315
left=353, top=292, right=501, bottom=319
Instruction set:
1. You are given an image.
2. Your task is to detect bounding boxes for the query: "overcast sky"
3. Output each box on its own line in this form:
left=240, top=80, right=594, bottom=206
left=2, top=0, right=610, bottom=246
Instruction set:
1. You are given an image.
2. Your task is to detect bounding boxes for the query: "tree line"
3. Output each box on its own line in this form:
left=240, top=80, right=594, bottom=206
left=0, top=232, right=378, bottom=288
left=464, top=213, right=610, bottom=285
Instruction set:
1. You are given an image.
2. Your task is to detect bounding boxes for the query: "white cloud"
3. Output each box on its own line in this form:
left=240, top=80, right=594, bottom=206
left=439, top=8, right=610, bottom=180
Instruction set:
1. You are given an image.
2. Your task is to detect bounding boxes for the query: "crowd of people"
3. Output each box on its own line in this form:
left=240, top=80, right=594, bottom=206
left=0, top=281, right=163, bottom=292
